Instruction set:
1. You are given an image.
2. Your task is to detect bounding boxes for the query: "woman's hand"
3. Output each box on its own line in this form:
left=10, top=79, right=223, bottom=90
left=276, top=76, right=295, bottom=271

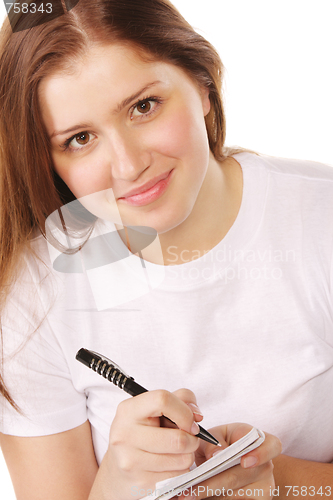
left=103, top=388, right=203, bottom=500
left=179, top=423, right=282, bottom=500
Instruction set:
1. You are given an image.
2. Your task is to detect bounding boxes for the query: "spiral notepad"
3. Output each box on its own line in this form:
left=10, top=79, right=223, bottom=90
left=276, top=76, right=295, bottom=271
left=141, top=427, right=265, bottom=500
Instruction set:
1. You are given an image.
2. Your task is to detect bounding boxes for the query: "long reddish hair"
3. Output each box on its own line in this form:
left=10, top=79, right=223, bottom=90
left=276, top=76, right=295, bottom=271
left=0, top=0, right=231, bottom=409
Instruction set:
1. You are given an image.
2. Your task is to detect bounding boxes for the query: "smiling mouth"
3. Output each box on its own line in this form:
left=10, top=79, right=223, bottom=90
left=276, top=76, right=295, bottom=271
left=117, top=169, right=174, bottom=207
left=118, top=170, right=173, bottom=199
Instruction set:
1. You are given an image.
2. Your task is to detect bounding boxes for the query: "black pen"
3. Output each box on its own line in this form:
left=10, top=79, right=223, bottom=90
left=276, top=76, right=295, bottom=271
left=76, top=347, right=221, bottom=446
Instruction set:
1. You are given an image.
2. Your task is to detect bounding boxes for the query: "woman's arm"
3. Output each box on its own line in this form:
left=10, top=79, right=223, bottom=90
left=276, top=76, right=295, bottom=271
left=273, top=454, right=333, bottom=500
left=0, top=394, right=282, bottom=500
left=0, top=389, right=201, bottom=500
left=0, top=421, right=99, bottom=500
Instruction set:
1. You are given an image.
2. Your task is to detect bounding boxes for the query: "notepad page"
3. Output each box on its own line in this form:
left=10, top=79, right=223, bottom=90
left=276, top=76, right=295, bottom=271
left=141, top=428, right=265, bottom=500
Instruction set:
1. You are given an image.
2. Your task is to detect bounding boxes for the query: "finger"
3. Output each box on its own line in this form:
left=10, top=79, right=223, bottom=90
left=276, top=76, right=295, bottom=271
left=186, top=403, right=204, bottom=422
left=172, top=389, right=204, bottom=421
left=116, top=446, right=195, bottom=473
left=172, top=388, right=198, bottom=404
left=118, top=389, right=200, bottom=436
left=195, top=425, right=229, bottom=464
left=226, top=423, right=256, bottom=445
left=202, top=423, right=281, bottom=467
left=160, top=415, right=178, bottom=429
left=240, top=432, right=282, bottom=469
left=111, top=420, right=199, bottom=454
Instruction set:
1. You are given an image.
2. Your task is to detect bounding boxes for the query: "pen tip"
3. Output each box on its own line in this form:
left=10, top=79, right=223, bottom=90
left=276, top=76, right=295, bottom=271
left=217, top=443, right=222, bottom=447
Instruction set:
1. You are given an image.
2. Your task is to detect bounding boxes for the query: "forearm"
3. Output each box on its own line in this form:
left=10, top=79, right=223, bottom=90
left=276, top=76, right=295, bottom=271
left=273, top=454, right=333, bottom=499
left=88, top=456, right=115, bottom=500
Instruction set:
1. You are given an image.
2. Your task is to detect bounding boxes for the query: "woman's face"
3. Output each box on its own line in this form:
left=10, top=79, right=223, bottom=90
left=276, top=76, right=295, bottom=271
left=40, top=43, right=211, bottom=234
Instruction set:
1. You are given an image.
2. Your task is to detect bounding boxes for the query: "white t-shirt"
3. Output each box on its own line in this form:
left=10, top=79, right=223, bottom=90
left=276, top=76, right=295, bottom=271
left=1, top=152, right=333, bottom=466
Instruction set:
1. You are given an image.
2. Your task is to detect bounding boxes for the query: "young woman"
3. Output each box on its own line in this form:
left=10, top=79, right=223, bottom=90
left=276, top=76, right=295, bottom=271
left=0, top=1, right=332, bottom=499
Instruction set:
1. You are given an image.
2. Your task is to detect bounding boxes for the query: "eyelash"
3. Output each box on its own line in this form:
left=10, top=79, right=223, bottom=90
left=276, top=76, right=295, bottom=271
left=62, top=95, right=163, bottom=152
left=130, top=95, right=162, bottom=119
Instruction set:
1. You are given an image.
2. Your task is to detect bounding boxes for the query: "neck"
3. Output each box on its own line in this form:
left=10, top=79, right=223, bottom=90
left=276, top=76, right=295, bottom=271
left=160, top=155, right=243, bottom=265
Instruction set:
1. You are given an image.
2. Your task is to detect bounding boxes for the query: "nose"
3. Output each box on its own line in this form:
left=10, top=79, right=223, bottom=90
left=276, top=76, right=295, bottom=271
left=106, top=127, right=151, bottom=182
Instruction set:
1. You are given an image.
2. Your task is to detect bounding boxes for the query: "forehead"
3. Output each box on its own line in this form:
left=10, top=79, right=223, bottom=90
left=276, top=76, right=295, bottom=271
left=38, top=43, right=199, bottom=137
left=39, top=43, right=191, bottom=105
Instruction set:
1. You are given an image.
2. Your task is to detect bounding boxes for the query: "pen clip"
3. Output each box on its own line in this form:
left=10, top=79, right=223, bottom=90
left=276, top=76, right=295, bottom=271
left=89, top=350, right=131, bottom=378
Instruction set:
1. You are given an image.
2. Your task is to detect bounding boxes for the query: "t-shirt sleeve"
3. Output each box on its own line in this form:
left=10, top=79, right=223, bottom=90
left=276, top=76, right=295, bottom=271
left=0, top=253, right=87, bottom=437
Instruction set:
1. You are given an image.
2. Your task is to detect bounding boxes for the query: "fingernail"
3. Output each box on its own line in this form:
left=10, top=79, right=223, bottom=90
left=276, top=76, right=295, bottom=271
left=191, top=421, right=200, bottom=435
left=243, top=456, right=258, bottom=468
left=187, top=403, right=204, bottom=416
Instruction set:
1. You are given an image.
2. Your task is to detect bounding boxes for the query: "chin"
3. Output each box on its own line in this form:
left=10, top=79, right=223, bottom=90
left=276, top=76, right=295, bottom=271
left=118, top=187, right=194, bottom=233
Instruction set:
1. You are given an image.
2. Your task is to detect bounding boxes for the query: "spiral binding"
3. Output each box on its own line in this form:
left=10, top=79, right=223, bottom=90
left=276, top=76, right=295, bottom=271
left=90, top=355, right=128, bottom=389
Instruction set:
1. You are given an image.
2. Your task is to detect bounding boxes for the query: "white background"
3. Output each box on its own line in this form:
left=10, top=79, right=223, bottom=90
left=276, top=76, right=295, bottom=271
left=1, top=1, right=332, bottom=498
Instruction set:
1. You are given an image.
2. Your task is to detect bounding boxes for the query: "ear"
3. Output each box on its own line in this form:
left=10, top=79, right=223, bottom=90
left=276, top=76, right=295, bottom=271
left=200, top=86, right=211, bottom=117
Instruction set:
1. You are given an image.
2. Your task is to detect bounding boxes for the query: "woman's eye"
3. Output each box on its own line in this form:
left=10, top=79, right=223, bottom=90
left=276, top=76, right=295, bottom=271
left=131, top=98, right=160, bottom=119
left=64, top=131, right=94, bottom=151
left=75, top=132, right=90, bottom=145
left=136, top=101, right=152, bottom=114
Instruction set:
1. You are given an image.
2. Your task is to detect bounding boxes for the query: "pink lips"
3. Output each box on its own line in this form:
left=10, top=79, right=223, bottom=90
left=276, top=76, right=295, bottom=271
left=118, top=169, right=173, bottom=206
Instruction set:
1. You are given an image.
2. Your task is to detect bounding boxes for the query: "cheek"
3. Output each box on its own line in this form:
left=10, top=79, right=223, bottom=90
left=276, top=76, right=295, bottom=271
left=146, top=105, right=209, bottom=162
left=53, top=154, right=110, bottom=199
left=54, top=160, right=121, bottom=222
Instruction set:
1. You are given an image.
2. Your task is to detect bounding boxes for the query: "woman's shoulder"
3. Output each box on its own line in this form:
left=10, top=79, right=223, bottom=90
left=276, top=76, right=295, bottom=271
left=13, top=232, right=57, bottom=292
left=25, top=230, right=53, bottom=274
left=234, top=152, right=333, bottom=214
left=236, top=151, right=333, bottom=183
left=2, top=232, right=62, bottom=328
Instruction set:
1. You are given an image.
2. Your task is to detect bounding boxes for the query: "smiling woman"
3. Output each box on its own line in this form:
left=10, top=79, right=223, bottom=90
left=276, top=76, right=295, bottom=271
left=0, top=1, right=333, bottom=500
left=39, top=44, right=217, bottom=241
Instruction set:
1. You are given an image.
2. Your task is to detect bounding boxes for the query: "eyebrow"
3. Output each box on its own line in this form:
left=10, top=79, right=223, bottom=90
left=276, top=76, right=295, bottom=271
left=113, top=80, right=162, bottom=114
left=50, top=80, right=162, bottom=139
